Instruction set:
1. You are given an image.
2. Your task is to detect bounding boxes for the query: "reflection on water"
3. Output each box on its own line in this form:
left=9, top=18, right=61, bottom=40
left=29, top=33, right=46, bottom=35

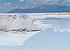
left=39, top=18, right=70, bottom=32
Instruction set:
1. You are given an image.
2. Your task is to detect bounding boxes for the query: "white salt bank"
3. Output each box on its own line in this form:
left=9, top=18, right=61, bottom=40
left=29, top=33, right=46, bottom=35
left=0, top=13, right=41, bottom=45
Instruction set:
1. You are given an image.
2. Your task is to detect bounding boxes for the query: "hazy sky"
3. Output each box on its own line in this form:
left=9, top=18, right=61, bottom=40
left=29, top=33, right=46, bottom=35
left=0, top=0, right=70, bottom=12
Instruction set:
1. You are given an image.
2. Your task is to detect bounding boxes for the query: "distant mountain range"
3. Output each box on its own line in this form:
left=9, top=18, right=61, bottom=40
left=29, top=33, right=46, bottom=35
left=8, top=5, right=70, bottom=13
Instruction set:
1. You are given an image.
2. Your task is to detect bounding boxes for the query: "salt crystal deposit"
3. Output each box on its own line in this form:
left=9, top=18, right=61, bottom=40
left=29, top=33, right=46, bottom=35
left=0, top=13, right=40, bottom=32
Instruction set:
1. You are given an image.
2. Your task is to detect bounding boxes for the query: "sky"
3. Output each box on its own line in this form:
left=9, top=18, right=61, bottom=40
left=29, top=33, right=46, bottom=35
left=0, top=0, right=70, bottom=12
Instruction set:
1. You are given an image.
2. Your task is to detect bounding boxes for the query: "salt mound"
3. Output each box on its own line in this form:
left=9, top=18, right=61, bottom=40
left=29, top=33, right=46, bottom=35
left=0, top=14, right=40, bottom=32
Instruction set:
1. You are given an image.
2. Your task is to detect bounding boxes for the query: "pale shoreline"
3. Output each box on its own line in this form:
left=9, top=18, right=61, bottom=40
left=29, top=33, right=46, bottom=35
left=26, top=12, right=70, bottom=15
left=0, top=12, right=70, bottom=15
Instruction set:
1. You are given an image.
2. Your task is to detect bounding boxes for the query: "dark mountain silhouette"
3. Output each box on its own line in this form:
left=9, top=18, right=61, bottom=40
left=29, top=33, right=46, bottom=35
left=8, top=5, right=70, bottom=13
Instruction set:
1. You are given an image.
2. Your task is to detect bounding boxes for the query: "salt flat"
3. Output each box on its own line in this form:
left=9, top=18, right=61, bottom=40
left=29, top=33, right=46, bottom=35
left=0, top=13, right=70, bottom=45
